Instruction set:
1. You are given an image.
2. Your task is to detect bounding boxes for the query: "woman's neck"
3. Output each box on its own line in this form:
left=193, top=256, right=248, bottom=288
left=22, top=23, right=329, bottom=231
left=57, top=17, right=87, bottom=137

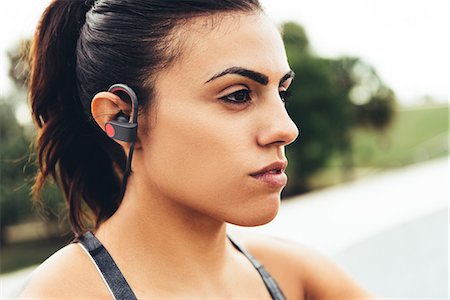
left=94, top=175, right=232, bottom=290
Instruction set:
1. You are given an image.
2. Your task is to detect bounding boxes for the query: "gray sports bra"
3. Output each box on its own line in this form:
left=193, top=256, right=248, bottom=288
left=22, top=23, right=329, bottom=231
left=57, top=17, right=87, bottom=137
left=77, top=231, right=286, bottom=299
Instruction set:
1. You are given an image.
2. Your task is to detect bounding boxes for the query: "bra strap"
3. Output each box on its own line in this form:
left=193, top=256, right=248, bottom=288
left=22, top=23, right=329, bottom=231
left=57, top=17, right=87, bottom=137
left=228, top=236, right=286, bottom=300
left=78, top=231, right=137, bottom=300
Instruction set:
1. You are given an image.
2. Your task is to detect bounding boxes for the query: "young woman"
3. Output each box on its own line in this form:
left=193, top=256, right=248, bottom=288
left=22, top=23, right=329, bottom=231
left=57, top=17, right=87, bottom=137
left=19, top=0, right=375, bottom=299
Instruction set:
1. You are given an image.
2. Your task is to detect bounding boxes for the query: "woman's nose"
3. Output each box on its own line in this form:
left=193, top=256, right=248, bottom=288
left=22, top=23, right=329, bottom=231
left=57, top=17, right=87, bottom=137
left=256, top=95, right=299, bottom=147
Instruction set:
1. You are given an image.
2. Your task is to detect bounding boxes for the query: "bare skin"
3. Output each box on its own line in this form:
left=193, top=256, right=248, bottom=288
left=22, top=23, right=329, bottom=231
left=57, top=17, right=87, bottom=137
left=18, top=12, right=375, bottom=300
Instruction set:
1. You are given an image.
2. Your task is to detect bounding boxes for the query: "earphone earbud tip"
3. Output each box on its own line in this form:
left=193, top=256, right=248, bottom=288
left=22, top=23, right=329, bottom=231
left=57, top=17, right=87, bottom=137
left=117, top=115, right=128, bottom=123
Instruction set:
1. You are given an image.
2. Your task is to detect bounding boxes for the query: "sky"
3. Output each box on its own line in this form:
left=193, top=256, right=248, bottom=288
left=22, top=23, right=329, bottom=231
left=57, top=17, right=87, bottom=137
left=1, top=0, right=449, bottom=106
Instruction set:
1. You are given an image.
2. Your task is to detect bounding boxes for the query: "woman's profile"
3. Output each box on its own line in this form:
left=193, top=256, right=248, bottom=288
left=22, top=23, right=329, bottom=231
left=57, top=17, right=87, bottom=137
left=18, top=0, right=375, bottom=298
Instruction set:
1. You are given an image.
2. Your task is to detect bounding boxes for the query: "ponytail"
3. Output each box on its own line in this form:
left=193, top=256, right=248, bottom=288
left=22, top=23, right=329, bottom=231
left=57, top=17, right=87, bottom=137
left=30, top=0, right=125, bottom=237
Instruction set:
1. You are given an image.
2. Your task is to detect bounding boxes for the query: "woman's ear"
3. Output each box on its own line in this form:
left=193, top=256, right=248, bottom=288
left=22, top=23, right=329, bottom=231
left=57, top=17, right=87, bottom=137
left=91, top=91, right=130, bottom=130
left=91, top=91, right=141, bottom=150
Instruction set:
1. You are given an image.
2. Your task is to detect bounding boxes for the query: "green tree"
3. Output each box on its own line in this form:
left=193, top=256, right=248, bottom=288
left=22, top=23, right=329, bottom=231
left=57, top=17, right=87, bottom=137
left=0, top=101, right=34, bottom=243
left=332, top=57, right=396, bottom=131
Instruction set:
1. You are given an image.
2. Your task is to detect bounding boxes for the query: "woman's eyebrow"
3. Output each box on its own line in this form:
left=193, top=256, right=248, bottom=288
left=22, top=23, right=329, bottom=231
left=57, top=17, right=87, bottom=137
left=205, top=67, right=269, bottom=85
left=205, top=67, right=295, bottom=86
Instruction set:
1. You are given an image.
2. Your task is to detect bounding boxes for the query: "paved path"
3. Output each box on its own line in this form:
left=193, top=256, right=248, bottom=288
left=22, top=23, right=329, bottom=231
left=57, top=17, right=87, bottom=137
left=2, top=156, right=449, bottom=299
left=334, top=208, right=448, bottom=298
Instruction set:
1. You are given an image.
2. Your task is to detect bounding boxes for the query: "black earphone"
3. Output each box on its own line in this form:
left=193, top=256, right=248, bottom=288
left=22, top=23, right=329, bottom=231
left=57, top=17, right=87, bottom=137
left=105, top=84, right=138, bottom=143
left=105, top=83, right=139, bottom=200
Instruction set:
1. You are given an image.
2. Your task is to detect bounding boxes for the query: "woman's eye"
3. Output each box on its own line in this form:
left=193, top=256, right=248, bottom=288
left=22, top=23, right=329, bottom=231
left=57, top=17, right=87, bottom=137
left=279, top=90, right=292, bottom=103
left=220, top=89, right=251, bottom=104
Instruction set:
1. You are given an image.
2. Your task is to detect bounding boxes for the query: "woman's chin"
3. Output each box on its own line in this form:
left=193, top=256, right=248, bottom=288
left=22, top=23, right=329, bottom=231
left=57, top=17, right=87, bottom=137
left=225, top=202, right=280, bottom=227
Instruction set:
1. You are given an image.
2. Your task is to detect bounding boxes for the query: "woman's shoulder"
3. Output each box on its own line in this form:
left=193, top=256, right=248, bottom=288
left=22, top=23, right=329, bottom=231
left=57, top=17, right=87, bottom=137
left=16, top=242, right=110, bottom=299
left=231, top=231, right=376, bottom=300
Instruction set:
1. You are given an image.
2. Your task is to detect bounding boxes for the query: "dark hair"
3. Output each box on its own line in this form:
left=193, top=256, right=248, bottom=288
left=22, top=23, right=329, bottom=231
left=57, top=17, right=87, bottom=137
left=29, top=0, right=262, bottom=237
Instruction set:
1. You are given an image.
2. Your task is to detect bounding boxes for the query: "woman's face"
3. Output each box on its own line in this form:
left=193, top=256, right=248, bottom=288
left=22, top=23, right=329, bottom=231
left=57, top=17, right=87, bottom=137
left=136, top=12, right=299, bottom=226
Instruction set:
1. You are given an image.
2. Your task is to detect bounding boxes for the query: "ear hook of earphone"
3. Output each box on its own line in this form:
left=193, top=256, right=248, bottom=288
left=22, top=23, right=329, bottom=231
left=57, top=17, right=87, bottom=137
left=105, top=84, right=138, bottom=142
left=105, top=83, right=139, bottom=201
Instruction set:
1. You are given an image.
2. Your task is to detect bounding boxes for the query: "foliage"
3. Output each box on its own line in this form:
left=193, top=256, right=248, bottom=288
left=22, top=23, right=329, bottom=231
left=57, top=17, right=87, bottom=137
left=0, top=101, right=35, bottom=242
left=282, top=22, right=310, bottom=54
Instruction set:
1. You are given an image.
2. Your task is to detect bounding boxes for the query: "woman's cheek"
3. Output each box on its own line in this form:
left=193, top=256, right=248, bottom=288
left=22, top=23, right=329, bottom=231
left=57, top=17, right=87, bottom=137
left=143, top=106, right=235, bottom=195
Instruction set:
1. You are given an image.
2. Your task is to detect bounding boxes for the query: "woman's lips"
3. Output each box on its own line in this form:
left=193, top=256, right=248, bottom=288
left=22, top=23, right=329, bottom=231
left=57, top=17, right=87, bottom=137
left=252, top=172, right=287, bottom=187
left=249, top=160, right=288, bottom=188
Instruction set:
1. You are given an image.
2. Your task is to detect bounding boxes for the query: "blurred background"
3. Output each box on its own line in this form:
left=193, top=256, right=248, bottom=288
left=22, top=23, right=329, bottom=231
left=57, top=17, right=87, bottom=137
left=1, top=0, right=448, bottom=298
